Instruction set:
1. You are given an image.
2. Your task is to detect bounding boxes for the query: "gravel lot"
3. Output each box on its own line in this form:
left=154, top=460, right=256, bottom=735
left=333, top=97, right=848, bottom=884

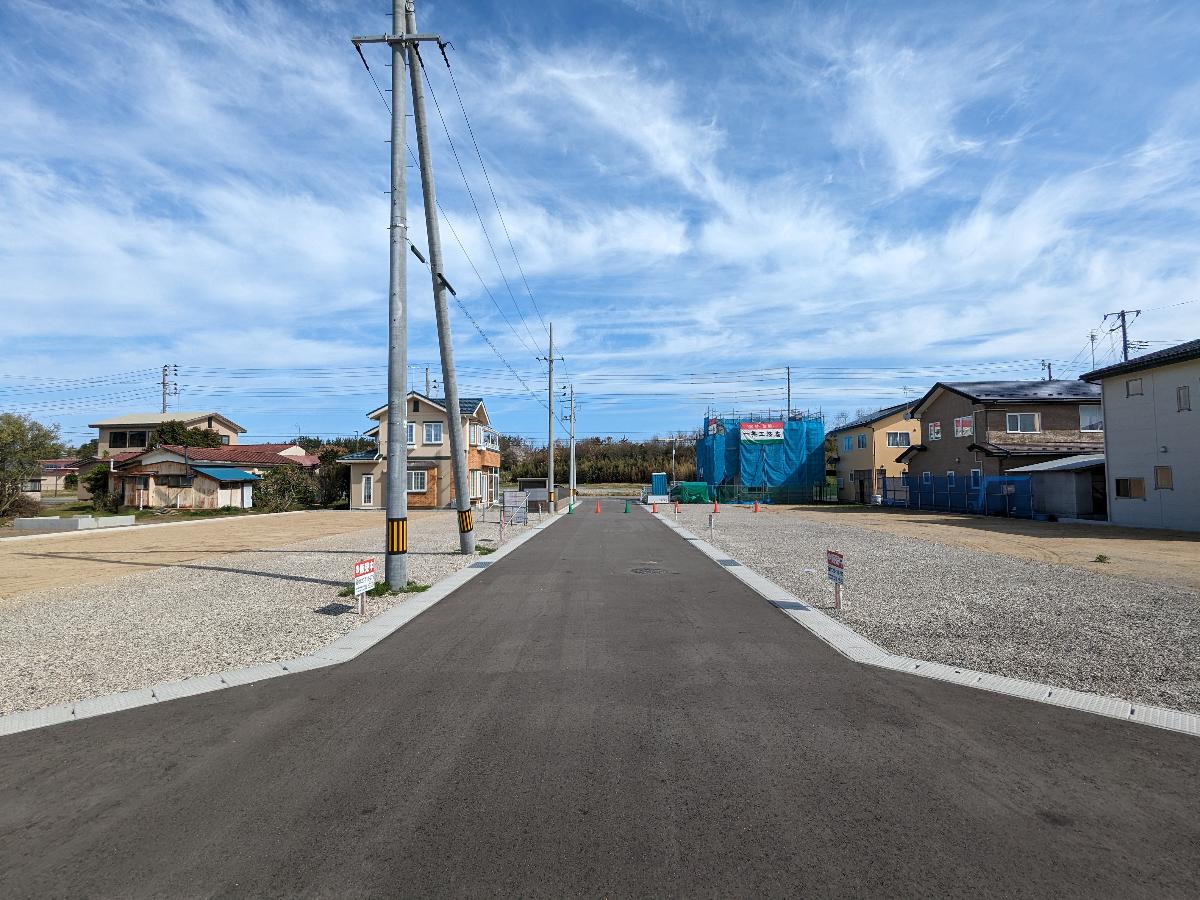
left=671, top=504, right=1200, bottom=714
left=0, top=509, right=534, bottom=715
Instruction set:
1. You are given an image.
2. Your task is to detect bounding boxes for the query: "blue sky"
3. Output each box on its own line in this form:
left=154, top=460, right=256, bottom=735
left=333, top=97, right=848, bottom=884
left=1, top=0, right=1198, bottom=448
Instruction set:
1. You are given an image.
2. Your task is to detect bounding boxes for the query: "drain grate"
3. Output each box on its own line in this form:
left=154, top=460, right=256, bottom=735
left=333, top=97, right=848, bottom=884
left=716, top=559, right=742, bottom=567
left=468, top=561, right=492, bottom=569
left=631, top=567, right=670, bottom=575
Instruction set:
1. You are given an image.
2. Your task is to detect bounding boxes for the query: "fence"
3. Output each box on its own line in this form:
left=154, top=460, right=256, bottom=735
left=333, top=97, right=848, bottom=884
left=882, top=474, right=1034, bottom=518
left=709, top=483, right=836, bottom=504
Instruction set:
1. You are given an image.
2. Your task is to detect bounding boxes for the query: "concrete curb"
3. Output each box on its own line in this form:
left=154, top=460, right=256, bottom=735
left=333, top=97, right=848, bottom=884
left=0, top=512, right=564, bottom=739
left=652, top=511, right=1199, bottom=738
left=0, top=509, right=323, bottom=544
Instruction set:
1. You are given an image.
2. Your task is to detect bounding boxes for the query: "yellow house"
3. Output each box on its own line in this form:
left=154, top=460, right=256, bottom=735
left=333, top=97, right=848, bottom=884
left=343, top=392, right=501, bottom=510
left=827, top=402, right=920, bottom=503
left=87, top=412, right=245, bottom=455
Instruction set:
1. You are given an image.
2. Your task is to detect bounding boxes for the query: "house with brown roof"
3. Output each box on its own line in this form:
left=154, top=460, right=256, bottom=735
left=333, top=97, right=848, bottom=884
left=87, top=412, right=246, bottom=455
left=897, top=381, right=1104, bottom=503
left=108, top=443, right=318, bottom=510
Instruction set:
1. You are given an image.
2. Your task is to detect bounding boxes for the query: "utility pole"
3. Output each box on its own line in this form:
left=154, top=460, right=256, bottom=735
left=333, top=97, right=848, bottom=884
left=425, top=366, right=430, bottom=396
left=539, top=323, right=563, bottom=510
left=1103, top=308, right=1141, bottom=362
left=567, top=384, right=576, bottom=501
left=352, top=2, right=442, bottom=586
left=786, top=366, right=791, bottom=419
left=405, top=0, right=474, bottom=553
left=1088, top=331, right=1098, bottom=369
left=159, top=364, right=178, bottom=414
left=1041, top=359, right=1053, bottom=381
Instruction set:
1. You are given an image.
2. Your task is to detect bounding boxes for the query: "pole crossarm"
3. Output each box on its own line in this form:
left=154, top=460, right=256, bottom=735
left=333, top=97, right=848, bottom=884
left=352, top=34, right=443, bottom=46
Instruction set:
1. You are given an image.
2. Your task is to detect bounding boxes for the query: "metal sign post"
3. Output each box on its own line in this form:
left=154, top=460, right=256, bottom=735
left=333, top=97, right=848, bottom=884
left=826, top=549, right=844, bottom=609
left=354, top=558, right=377, bottom=615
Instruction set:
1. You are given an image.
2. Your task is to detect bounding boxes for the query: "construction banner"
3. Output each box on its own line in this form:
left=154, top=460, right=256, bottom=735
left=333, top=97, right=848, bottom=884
left=739, top=422, right=784, bottom=443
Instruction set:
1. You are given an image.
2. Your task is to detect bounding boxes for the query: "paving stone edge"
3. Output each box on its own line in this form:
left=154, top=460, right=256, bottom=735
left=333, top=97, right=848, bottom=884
left=651, top=510, right=1200, bottom=738
left=0, top=511, right=565, bottom=738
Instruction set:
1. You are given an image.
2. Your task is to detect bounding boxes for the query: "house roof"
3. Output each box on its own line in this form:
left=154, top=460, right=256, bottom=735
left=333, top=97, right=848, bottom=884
left=87, top=411, right=247, bottom=433
left=192, top=466, right=259, bottom=482
left=338, top=449, right=380, bottom=463
left=1006, top=453, right=1106, bottom=473
left=912, top=380, right=1099, bottom=415
left=966, top=441, right=1101, bottom=458
left=367, top=392, right=485, bottom=420
left=827, top=402, right=914, bottom=435
left=40, top=458, right=80, bottom=470
left=1080, top=338, right=1200, bottom=382
left=121, top=444, right=318, bottom=468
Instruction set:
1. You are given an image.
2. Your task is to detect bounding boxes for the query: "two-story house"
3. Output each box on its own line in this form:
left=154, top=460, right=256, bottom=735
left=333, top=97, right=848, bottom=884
left=897, top=381, right=1104, bottom=494
left=1082, top=338, right=1200, bottom=531
left=826, top=402, right=919, bottom=502
left=343, top=392, right=501, bottom=510
left=87, top=412, right=245, bottom=455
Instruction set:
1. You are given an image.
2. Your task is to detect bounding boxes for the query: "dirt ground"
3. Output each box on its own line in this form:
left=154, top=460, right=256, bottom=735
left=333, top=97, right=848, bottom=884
left=0, top=510, right=390, bottom=602
left=772, top=505, right=1200, bottom=591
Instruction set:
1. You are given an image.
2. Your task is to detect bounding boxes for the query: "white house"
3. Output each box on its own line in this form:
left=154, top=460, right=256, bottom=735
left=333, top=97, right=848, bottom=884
left=1081, top=338, right=1200, bottom=531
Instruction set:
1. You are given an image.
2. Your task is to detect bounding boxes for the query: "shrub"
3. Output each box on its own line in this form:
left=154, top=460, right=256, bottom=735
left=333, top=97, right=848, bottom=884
left=256, top=465, right=318, bottom=512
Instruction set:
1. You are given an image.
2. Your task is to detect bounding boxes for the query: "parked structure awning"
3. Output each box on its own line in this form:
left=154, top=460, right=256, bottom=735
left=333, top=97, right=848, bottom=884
left=192, top=466, right=259, bottom=482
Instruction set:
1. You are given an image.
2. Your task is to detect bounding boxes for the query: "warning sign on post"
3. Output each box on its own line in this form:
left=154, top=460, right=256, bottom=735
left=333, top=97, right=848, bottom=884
left=826, top=549, right=844, bottom=584
left=354, top=558, right=376, bottom=596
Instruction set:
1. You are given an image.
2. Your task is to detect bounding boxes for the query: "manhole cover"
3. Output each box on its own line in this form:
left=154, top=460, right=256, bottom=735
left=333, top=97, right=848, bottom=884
left=631, top=567, right=669, bottom=575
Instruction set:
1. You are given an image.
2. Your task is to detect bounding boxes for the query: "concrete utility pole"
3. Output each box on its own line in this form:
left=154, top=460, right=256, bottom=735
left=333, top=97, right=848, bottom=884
left=425, top=366, right=430, bottom=396
left=160, top=364, right=177, bottom=414
left=568, top=384, right=576, bottom=500
left=1088, top=331, right=1098, bottom=369
left=786, top=366, right=791, bottom=419
left=405, top=0, right=474, bottom=554
left=539, top=323, right=563, bottom=509
left=1103, top=308, right=1142, bottom=362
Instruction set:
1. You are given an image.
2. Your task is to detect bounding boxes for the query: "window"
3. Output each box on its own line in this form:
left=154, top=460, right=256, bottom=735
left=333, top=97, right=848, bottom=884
left=886, top=431, right=910, bottom=447
left=921, top=471, right=932, bottom=485
left=220, top=435, right=230, bottom=445
left=970, top=468, right=982, bottom=489
left=953, top=416, right=973, bottom=437
left=412, top=398, right=420, bottom=412
left=1126, top=378, right=1143, bottom=397
left=407, top=470, right=427, bottom=492
left=927, top=421, right=941, bottom=441
left=1078, top=405, right=1104, bottom=432
left=1006, top=412, right=1041, bottom=433
left=406, top=421, right=415, bottom=446
left=1154, top=466, right=1173, bottom=490
left=109, top=431, right=128, bottom=448
left=423, top=422, right=442, bottom=444
left=946, top=471, right=956, bottom=487
left=127, top=431, right=147, bottom=448
left=842, top=436, right=853, bottom=452
left=361, top=474, right=374, bottom=506
left=1114, top=477, right=1145, bottom=499
left=857, top=433, right=868, bottom=449
left=1178, top=385, right=1192, bottom=412
left=836, top=476, right=844, bottom=489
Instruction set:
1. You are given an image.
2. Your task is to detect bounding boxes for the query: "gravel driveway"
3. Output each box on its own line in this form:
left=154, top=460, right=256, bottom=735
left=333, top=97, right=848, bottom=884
left=670, top=504, right=1200, bottom=715
left=0, top=510, right=534, bottom=715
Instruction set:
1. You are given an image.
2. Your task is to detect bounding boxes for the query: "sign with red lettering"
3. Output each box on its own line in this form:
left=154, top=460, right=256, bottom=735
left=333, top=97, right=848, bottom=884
left=826, top=549, right=844, bottom=584
left=353, top=558, right=376, bottom=596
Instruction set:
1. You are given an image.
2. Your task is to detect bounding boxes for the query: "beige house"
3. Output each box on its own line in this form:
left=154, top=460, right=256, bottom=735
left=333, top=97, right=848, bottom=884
left=87, top=412, right=245, bottom=455
left=1082, top=339, right=1200, bottom=531
left=109, top=444, right=317, bottom=509
left=827, top=402, right=920, bottom=502
left=343, top=392, right=501, bottom=510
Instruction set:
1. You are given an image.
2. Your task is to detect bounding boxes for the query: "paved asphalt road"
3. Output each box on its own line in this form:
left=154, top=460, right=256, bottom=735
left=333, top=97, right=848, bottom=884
left=1, top=502, right=1197, bottom=898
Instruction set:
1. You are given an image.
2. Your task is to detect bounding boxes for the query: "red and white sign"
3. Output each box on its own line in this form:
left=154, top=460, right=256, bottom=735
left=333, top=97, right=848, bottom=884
left=826, top=549, right=844, bottom=584
left=740, top=421, right=784, bottom=443
left=353, top=558, right=377, bottom=596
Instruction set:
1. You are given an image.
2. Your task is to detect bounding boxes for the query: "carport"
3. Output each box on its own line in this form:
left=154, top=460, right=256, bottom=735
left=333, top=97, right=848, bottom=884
left=1006, top=453, right=1106, bottom=520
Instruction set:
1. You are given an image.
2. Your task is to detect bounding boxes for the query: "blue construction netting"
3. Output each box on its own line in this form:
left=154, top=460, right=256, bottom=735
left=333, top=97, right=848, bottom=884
left=695, top=414, right=825, bottom=490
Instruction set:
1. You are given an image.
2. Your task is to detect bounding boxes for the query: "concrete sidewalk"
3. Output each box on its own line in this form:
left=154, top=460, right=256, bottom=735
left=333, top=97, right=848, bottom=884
left=1, top=500, right=1196, bottom=898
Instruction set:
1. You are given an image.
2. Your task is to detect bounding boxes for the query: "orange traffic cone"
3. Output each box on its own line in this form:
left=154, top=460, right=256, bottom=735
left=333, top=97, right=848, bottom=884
left=595, top=500, right=601, bottom=514
left=675, top=501, right=681, bottom=514
left=753, top=500, right=760, bottom=513
left=652, top=502, right=657, bottom=513
left=712, top=500, right=719, bottom=513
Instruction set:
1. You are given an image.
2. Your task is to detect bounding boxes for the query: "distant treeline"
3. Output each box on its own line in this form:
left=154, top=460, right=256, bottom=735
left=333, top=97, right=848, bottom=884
left=501, top=434, right=698, bottom=484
